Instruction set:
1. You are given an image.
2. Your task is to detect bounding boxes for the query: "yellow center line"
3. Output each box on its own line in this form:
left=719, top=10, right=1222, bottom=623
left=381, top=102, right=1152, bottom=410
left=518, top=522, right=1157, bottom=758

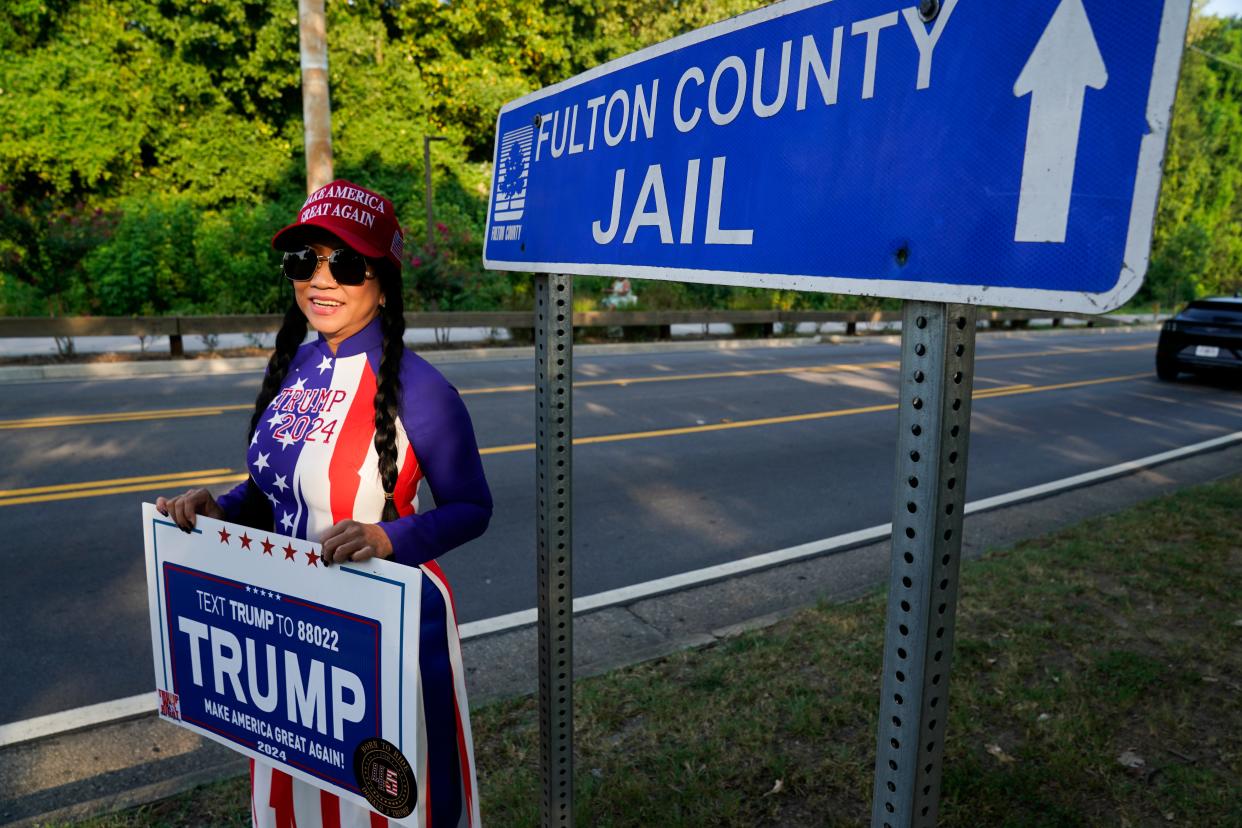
left=0, top=405, right=252, bottom=430
left=466, top=343, right=1149, bottom=396
left=975, top=383, right=1035, bottom=395
left=0, top=474, right=247, bottom=508
left=975, top=343, right=1152, bottom=360
left=0, top=469, right=237, bottom=498
left=479, top=376, right=1128, bottom=456
left=463, top=360, right=899, bottom=395
left=415, top=341, right=1148, bottom=399
left=0, top=343, right=1152, bottom=430
left=968, top=372, right=1149, bottom=398
left=0, top=371, right=1153, bottom=506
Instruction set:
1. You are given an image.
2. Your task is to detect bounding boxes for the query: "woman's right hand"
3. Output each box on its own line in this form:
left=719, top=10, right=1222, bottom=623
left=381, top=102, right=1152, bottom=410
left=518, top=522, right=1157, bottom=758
left=155, top=488, right=226, bottom=532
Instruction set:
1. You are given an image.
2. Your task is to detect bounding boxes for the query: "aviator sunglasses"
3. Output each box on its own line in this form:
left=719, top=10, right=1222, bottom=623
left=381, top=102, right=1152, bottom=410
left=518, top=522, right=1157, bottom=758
left=281, top=246, right=374, bottom=285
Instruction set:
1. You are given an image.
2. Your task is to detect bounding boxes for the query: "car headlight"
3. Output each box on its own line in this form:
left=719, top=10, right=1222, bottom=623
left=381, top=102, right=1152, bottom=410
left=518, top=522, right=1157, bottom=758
left=1163, top=321, right=1179, bottom=332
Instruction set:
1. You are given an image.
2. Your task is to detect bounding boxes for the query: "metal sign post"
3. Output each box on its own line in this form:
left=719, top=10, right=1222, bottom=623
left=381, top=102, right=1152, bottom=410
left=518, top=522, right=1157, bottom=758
left=534, top=273, right=575, bottom=827
left=871, top=301, right=977, bottom=827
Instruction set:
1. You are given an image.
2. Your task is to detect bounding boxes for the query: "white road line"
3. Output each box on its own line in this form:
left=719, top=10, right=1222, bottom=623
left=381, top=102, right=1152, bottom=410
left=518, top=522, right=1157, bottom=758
left=3, top=429, right=1238, bottom=749
left=0, top=694, right=153, bottom=749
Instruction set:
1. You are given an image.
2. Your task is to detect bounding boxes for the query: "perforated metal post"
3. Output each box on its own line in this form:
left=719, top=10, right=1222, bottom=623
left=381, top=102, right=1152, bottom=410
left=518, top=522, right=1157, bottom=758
left=871, top=301, right=977, bottom=828
left=535, top=273, right=574, bottom=827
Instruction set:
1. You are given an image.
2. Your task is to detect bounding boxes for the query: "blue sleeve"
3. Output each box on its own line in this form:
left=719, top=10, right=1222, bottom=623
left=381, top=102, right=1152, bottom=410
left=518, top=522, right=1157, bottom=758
left=379, top=354, right=493, bottom=566
left=215, top=477, right=274, bottom=531
left=215, top=480, right=251, bottom=520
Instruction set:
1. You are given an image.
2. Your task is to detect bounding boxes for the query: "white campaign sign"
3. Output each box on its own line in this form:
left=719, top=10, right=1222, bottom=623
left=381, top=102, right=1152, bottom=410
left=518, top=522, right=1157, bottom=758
left=142, top=503, right=424, bottom=824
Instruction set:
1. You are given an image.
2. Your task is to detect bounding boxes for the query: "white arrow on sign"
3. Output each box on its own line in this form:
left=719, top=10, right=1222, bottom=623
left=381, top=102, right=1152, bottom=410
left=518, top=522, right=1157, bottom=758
left=1013, top=0, right=1108, bottom=243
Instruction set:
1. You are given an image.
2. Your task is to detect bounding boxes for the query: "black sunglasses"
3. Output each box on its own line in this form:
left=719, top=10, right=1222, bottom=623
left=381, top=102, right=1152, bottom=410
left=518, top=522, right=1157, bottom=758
left=281, top=246, right=374, bottom=286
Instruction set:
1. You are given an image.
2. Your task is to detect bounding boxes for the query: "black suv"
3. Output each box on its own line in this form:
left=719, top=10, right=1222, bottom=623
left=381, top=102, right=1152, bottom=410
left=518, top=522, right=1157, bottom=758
left=1156, top=297, right=1242, bottom=381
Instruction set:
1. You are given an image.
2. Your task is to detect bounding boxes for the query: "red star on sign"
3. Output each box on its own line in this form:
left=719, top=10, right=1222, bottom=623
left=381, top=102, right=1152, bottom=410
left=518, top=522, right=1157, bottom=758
left=283, top=543, right=297, bottom=561
left=239, top=533, right=252, bottom=550
left=218, top=528, right=231, bottom=544
left=261, top=537, right=274, bottom=556
left=305, top=550, right=320, bottom=567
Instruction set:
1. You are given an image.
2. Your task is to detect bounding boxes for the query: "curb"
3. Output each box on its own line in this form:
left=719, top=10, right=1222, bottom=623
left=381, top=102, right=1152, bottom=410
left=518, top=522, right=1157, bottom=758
left=0, top=323, right=1160, bottom=384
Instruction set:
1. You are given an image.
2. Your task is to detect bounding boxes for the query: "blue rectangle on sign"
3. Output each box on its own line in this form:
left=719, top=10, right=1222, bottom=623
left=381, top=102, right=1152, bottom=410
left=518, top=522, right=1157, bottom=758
left=483, top=0, right=1191, bottom=312
left=162, top=564, right=381, bottom=790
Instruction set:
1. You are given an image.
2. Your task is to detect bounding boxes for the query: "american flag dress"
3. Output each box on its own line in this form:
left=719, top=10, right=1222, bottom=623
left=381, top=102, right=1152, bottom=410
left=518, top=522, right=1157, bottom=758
left=216, top=315, right=492, bottom=828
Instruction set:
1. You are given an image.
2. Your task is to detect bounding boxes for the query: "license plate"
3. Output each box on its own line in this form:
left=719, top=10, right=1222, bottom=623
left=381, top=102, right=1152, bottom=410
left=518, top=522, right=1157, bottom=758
left=1195, top=345, right=1220, bottom=358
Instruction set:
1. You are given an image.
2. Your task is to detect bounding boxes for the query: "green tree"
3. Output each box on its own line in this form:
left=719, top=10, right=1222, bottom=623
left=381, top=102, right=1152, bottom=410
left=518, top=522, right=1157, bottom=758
left=1144, top=13, right=1242, bottom=305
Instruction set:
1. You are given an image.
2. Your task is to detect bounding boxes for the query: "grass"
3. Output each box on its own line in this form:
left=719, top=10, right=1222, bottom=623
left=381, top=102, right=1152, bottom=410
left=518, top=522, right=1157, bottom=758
left=71, top=477, right=1241, bottom=827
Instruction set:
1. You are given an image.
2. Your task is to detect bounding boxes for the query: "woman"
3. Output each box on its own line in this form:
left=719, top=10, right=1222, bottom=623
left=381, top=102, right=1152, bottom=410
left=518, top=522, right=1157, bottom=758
left=156, top=180, right=492, bottom=828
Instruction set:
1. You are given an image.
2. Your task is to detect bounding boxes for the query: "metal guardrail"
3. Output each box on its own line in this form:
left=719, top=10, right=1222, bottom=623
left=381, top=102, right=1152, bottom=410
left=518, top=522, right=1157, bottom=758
left=0, top=309, right=1121, bottom=357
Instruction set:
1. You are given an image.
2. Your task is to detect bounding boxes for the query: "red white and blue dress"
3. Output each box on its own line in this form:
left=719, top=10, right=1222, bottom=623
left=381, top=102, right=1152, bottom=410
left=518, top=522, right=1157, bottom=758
left=216, top=316, right=492, bottom=828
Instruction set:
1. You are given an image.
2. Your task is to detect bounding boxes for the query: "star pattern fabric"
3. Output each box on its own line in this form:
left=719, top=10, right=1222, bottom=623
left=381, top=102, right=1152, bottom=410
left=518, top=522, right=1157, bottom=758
left=210, top=314, right=493, bottom=828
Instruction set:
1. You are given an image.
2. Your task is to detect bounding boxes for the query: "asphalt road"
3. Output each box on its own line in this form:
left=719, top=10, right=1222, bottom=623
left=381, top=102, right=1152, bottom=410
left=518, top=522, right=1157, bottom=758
left=1, top=328, right=1238, bottom=725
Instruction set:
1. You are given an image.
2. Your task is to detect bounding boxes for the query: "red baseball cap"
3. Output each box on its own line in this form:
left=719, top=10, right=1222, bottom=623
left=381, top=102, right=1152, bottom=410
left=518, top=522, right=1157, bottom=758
left=271, top=179, right=404, bottom=272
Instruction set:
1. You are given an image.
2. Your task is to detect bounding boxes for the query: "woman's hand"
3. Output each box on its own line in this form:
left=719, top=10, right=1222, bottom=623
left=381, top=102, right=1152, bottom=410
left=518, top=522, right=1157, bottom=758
left=155, top=488, right=225, bottom=532
left=320, top=520, right=394, bottom=566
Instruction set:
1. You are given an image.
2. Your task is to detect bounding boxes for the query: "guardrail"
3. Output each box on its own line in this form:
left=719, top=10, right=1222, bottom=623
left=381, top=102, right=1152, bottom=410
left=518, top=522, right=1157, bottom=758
left=0, top=309, right=1122, bottom=357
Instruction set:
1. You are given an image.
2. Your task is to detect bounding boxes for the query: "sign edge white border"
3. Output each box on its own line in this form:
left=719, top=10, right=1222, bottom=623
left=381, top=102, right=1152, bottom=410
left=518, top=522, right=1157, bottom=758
left=482, top=0, right=1193, bottom=315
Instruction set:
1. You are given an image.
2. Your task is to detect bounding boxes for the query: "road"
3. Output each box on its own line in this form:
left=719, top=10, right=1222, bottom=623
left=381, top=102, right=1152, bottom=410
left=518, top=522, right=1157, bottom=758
left=1, top=328, right=1238, bottom=725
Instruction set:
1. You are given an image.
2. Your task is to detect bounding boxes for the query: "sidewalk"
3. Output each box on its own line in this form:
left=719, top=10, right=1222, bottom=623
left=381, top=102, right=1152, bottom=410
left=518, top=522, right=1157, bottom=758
left=2, top=436, right=1237, bottom=826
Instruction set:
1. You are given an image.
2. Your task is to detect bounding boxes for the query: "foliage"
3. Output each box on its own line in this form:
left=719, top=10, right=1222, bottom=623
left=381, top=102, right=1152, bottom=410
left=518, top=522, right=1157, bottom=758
left=0, top=187, right=119, bottom=314
left=407, top=221, right=518, bottom=312
left=0, top=1, right=1239, bottom=316
left=1144, top=14, right=1242, bottom=305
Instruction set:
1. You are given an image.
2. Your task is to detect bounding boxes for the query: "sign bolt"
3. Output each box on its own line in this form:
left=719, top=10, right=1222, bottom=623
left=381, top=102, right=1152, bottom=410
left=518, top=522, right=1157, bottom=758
left=919, top=0, right=940, bottom=23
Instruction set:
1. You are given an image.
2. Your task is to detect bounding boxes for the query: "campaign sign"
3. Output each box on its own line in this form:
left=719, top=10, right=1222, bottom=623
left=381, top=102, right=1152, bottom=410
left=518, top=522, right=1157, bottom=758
left=142, top=504, right=422, bottom=823
left=483, top=0, right=1192, bottom=313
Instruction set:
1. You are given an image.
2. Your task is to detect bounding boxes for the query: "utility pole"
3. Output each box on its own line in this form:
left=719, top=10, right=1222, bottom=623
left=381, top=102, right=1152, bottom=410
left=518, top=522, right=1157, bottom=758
left=299, top=0, right=333, bottom=193
left=424, top=135, right=447, bottom=245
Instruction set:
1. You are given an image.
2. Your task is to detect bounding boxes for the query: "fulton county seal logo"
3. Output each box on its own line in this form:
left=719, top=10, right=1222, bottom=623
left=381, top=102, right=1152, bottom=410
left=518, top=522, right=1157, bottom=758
left=493, top=124, right=533, bottom=223
left=353, top=737, right=416, bottom=818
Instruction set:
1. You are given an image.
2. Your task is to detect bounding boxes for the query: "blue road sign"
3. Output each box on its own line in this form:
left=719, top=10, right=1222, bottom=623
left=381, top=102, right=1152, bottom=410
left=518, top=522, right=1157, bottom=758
left=483, top=0, right=1191, bottom=313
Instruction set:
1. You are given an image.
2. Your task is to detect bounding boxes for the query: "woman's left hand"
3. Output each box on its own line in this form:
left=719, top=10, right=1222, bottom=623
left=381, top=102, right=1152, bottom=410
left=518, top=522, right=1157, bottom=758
left=320, top=520, right=394, bottom=565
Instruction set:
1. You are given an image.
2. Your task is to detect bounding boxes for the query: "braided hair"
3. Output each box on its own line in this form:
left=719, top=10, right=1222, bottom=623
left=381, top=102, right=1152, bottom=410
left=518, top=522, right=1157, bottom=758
left=372, top=265, right=406, bottom=523
left=247, top=258, right=406, bottom=523
left=248, top=303, right=308, bottom=439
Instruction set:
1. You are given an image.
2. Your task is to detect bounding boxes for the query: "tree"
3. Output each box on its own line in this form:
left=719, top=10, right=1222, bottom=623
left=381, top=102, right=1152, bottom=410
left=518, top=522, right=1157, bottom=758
left=1144, top=12, right=1242, bottom=304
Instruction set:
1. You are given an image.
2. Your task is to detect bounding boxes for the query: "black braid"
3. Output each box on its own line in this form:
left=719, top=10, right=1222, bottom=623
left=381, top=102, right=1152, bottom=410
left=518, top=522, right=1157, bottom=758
left=372, top=268, right=406, bottom=523
left=248, top=303, right=307, bottom=439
